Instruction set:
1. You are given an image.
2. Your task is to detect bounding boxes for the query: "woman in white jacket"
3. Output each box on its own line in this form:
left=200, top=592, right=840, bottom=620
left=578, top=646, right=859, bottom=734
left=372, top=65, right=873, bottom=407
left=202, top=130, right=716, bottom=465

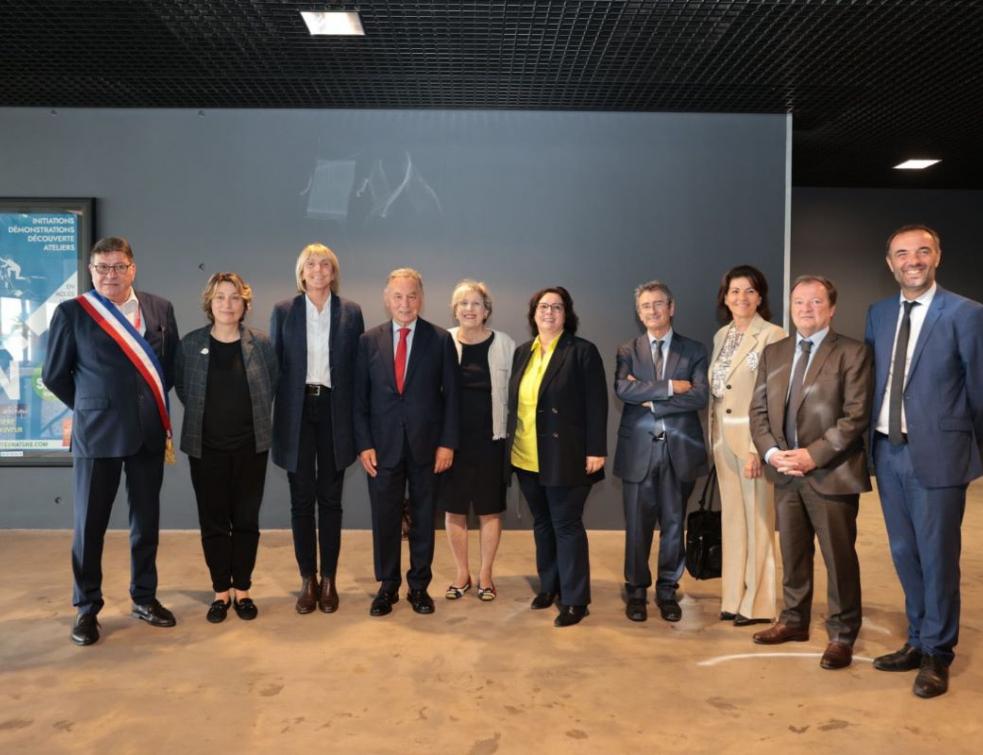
left=439, top=280, right=516, bottom=602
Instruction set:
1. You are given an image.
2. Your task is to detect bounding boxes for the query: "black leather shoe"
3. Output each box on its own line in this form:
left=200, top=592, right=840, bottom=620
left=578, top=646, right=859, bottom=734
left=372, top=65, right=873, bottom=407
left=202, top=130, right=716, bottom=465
left=734, top=614, right=772, bottom=627
left=408, top=589, right=435, bottom=615
left=720, top=611, right=737, bottom=621
left=531, top=592, right=558, bottom=610
left=626, top=598, right=647, bottom=622
left=554, top=605, right=589, bottom=627
left=206, top=599, right=231, bottom=624
left=657, top=598, right=682, bottom=622
left=370, top=589, right=399, bottom=617
left=873, top=643, right=923, bottom=672
left=71, top=613, right=100, bottom=646
left=233, top=598, right=258, bottom=621
left=913, top=655, right=949, bottom=698
left=131, top=599, right=177, bottom=627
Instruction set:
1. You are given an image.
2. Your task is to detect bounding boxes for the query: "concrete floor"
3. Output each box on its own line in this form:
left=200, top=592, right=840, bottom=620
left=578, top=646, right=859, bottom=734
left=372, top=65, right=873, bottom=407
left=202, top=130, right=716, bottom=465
left=1, top=482, right=981, bottom=754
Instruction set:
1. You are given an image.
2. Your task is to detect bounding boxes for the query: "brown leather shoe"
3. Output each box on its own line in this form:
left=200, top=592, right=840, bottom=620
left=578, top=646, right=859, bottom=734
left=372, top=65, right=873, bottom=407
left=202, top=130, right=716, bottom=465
left=318, top=576, right=339, bottom=613
left=753, top=622, right=809, bottom=645
left=820, top=641, right=853, bottom=669
left=295, top=576, right=319, bottom=614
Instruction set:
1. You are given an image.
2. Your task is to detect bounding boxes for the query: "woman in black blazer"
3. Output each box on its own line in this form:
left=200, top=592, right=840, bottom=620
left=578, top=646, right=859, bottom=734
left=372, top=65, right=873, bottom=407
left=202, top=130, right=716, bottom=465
left=507, top=286, right=607, bottom=627
left=270, top=243, right=364, bottom=615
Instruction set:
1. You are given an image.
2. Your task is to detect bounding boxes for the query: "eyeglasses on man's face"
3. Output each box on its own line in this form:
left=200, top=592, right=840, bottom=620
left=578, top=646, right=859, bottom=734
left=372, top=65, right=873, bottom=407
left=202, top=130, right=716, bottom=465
left=90, top=262, right=133, bottom=276
left=638, top=300, right=669, bottom=312
left=537, top=303, right=564, bottom=313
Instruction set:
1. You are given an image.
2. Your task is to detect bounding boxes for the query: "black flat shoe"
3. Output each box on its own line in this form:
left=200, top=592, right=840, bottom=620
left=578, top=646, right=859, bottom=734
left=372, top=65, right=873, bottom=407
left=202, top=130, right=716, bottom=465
left=233, top=598, right=258, bottom=621
left=873, top=643, right=923, bottom=672
left=626, top=598, right=647, bottom=622
left=531, top=592, right=558, bottom=610
left=733, top=614, right=772, bottom=627
left=206, top=599, right=231, bottom=624
left=554, top=605, right=589, bottom=627
left=913, top=655, right=949, bottom=698
left=71, top=613, right=100, bottom=645
left=720, top=611, right=737, bottom=621
left=408, top=589, right=435, bottom=615
left=131, top=599, right=177, bottom=627
left=657, top=598, right=682, bottom=622
left=370, top=589, right=399, bottom=617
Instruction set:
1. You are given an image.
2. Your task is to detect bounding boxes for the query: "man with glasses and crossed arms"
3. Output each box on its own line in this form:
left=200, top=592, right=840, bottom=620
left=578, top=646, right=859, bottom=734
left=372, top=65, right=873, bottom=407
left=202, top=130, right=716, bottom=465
left=44, top=236, right=179, bottom=645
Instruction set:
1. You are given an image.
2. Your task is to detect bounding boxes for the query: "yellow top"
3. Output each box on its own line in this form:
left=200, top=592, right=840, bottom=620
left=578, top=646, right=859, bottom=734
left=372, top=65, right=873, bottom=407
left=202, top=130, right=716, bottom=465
left=510, top=335, right=560, bottom=472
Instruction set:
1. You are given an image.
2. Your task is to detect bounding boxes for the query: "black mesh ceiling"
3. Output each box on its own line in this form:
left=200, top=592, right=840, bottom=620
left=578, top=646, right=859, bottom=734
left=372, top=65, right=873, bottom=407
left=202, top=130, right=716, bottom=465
left=3, top=0, right=982, bottom=188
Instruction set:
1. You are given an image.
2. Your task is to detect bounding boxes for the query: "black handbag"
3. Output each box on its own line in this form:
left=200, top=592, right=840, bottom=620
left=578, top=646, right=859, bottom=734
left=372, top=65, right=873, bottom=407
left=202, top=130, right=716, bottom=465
left=685, top=466, right=722, bottom=580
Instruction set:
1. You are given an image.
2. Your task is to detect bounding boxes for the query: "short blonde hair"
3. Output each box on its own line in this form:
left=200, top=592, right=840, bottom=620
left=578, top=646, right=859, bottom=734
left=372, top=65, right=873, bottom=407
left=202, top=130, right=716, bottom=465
left=450, top=279, right=493, bottom=323
left=202, top=272, right=253, bottom=324
left=295, top=243, right=340, bottom=294
left=386, top=267, right=424, bottom=290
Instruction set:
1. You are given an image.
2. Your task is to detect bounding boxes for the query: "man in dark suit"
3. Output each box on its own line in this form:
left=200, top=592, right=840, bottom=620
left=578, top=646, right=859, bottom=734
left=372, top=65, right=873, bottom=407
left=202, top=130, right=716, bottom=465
left=354, top=268, right=460, bottom=616
left=865, top=225, right=983, bottom=698
left=613, top=280, right=709, bottom=623
left=43, top=236, right=179, bottom=646
left=270, top=244, right=364, bottom=614
left=749, top=275, right=872, bottom=670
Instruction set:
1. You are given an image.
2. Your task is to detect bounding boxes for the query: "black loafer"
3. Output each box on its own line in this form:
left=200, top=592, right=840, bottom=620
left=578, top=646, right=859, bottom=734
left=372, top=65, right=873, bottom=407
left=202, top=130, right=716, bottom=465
left=873, top=643, right=923, bottom=672
left=626, top=598, right=647, bottom=622
left=206, top=599, right=231, bottom=624
left=734, top=614, right=772, bottom=627
left=531, top=592, right=558, bottom=610
left=131, top=599, right=177, bottom=627
left=370, top=589, right=399, bottom=617
left=554, top=605, right=589, bottom=627
left=71, top=613, right=100, bottom=646
left=408, top=589, right=435, bottom=615
left=913, top=655, right=949, bottom=698
left=233, top=598, right=258, bottom=621
left=657, top=598, right=682, bottom=622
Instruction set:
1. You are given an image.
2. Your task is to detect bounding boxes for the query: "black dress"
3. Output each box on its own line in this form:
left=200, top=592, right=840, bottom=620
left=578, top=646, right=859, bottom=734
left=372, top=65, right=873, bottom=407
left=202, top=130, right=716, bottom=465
left=438, top=333, right=506, bottom=516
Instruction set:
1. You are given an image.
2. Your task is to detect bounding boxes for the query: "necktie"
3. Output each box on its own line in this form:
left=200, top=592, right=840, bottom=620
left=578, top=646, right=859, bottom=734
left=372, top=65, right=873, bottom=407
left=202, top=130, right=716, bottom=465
left=888, top=301, right=918, bottom=445
left=784, top=339, right=813, bottom=448
left=394, top=327, right=410, bottom=394
left=652, top=339, right=665, bottom=435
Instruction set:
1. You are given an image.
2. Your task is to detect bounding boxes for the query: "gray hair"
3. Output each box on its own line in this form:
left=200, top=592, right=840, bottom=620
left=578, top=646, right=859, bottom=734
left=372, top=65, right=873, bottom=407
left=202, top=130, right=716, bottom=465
left=634, top=279, right=674, bottom=307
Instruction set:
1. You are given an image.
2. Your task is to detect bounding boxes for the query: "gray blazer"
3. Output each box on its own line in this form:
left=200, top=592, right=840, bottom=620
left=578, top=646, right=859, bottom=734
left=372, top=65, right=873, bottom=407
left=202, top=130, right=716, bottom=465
left=174, top=325, right=279, bottom=458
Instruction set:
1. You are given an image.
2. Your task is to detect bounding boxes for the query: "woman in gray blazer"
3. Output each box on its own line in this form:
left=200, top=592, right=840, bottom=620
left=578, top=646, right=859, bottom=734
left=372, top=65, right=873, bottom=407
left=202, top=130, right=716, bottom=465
left=174, top=272, right=278, bottom=624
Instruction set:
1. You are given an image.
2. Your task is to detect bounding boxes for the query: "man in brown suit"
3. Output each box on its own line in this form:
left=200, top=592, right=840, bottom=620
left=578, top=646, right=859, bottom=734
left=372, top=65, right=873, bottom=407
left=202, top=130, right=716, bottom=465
left=748, top=275, right=873, bottom=669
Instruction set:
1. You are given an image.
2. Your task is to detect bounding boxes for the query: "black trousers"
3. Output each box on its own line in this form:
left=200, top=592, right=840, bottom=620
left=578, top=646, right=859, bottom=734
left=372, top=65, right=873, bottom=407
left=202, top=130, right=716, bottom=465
left=189, top=447, right=268, bottom=592
left=516, top=470, right=592, bottom=607
left=288, top=391, right=345, bottom=579
left=72, top=445, right=164, bottom=614
left=368, top=434, right=437, bottom=592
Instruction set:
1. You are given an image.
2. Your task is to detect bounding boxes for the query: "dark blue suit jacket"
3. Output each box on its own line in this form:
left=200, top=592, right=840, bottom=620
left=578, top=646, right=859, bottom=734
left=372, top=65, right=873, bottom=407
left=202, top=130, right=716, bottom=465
left=354, top=318, right=460, bottom=467
left=865, top=286, right=983, bottom=488
left=613, top=332, right=709, bottom=483
left=42, top=290, right=179, bottom=459
left=270, top=293, right=364, bottom=474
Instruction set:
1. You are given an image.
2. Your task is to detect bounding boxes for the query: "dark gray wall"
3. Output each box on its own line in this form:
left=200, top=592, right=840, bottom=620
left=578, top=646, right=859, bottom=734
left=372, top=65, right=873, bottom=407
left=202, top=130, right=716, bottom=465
left=0, top=108, right=787, bottom=529
left=791, top=187, right=983, bottom=341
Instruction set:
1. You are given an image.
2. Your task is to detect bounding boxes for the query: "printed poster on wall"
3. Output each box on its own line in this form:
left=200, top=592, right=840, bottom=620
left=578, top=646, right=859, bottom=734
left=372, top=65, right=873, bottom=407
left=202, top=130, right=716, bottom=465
left=0, top=199, right=92, bottom=466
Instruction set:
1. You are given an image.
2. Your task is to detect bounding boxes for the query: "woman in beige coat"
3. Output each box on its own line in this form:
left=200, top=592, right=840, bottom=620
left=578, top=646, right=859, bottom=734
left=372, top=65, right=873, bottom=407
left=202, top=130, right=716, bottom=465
left=709, top=265, right=786, bottom=625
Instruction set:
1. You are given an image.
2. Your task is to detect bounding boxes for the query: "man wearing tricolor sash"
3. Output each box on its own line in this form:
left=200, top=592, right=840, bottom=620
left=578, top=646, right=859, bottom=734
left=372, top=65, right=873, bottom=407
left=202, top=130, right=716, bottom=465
left=43, top=236, right=180, bottom=646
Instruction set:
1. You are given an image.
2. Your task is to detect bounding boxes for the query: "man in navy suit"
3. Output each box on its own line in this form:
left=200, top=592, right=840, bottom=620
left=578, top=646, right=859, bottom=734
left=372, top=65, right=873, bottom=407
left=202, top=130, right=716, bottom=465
left=43, top=237, right=179, bottom=646
left=613, top=280, right=709, bottom=623
left=354, top=268, right=460, bottom=616
left=865, top=225, right=983, bottom=698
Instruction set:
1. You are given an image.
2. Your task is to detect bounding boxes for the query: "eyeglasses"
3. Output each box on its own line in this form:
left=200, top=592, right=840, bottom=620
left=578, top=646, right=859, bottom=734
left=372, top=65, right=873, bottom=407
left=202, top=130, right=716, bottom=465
left=638, top=300, right=669, bottom=312
left=537, top=303, right=564, bottom=313
left=90, top=262, right=132, bottom=275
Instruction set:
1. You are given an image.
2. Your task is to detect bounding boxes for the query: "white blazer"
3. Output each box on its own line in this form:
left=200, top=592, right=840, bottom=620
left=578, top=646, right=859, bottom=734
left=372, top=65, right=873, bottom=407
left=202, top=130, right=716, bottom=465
left=449, top=327, right=516, bottom=440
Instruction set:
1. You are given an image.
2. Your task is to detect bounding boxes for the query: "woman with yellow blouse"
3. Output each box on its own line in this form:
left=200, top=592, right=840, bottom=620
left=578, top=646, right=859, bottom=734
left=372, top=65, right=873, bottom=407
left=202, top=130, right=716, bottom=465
left=506, top=286, right=607, bottom=627
left=708, top=265, right=786, bottom=626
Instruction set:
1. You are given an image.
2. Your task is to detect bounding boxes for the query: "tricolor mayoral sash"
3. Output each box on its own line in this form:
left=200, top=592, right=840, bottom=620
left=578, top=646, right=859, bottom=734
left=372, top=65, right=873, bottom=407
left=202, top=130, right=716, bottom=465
left=76, top=289, right=176, bottom=463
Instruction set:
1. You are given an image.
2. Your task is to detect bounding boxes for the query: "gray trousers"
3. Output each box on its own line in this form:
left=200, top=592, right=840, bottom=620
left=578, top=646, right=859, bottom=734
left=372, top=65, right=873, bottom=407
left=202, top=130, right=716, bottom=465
left=776, top=480, right=862, bottom=644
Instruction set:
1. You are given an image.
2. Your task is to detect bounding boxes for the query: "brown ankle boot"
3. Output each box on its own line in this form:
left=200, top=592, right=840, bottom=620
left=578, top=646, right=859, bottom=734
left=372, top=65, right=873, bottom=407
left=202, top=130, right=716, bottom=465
left=319, top=576, right=339, bottom=613
left=295, top=576, right=318, bottom=614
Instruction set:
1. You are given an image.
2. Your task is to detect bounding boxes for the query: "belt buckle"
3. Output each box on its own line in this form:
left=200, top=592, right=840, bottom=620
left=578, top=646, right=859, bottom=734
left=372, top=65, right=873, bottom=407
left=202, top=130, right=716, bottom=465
left=307, top=384, right=321, bottom=396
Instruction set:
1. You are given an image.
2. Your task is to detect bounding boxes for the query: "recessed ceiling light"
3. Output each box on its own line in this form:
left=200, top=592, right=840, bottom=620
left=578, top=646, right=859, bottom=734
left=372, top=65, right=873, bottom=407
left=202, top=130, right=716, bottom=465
left=893, top=159, right=941, bottom=170
left=301, top=11, right=364, bottom=36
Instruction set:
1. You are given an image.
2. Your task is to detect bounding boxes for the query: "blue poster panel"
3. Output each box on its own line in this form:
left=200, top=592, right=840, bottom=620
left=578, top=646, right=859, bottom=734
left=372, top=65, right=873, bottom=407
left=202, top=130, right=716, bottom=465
left=0, top=199, right=92, bottom=465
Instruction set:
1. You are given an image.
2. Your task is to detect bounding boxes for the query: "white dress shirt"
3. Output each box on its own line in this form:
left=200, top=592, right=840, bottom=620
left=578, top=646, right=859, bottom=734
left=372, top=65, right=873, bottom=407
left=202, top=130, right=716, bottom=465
left=875, top=283, right=937, bottom=435
left=305, top=293, right=332, bottom=387
left=114, top=289, right=145, bottom=335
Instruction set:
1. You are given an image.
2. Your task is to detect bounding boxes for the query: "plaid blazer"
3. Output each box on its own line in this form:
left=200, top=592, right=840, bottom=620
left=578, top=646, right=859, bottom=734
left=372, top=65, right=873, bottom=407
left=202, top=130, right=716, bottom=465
left=174, top=325, right=278, bottom=458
